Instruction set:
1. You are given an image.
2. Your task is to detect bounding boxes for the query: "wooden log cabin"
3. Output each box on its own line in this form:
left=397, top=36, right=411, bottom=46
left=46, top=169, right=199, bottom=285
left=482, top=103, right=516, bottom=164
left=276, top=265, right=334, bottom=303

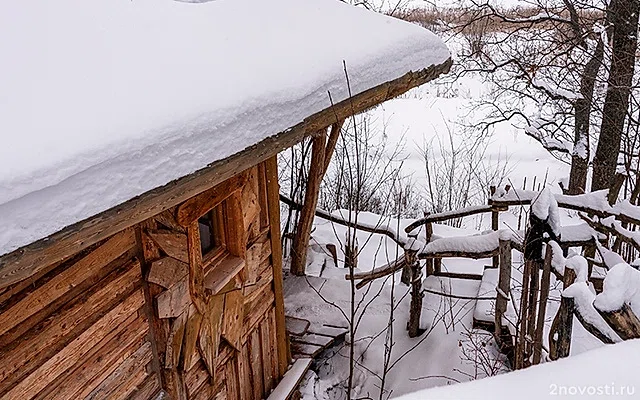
left=0, top=1, right=450, bottom=399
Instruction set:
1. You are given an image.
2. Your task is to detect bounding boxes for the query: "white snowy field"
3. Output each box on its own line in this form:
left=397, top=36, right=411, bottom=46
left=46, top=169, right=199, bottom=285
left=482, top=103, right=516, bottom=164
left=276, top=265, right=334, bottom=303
left=398, top=339, right=640, bottom=400
left=366, top=74, right=571, bottom=199
left=284, top=212, right=604, bottom=399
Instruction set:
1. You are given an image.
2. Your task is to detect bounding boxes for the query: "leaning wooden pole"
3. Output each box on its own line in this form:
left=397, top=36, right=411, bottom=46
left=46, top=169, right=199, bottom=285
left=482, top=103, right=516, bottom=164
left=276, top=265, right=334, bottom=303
left=494, top=238, right=512, bottom=342
left=549, top=267, right=575, bottom=360
left=290, top=122, right=344, bottom=276
left=290, top=132, right=326, bottom=275
left=532, top=245, right=552, bottom=364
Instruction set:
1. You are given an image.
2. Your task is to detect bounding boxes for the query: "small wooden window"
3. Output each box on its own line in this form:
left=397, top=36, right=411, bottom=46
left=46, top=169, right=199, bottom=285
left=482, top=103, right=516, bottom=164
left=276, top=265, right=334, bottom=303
left=198, top=205, right=226, bottom=260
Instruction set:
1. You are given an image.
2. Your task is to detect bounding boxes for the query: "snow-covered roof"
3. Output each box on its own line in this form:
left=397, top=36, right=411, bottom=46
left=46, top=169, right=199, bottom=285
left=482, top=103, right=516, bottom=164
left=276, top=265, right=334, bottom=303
left=0, top=0, right=449, bottom=256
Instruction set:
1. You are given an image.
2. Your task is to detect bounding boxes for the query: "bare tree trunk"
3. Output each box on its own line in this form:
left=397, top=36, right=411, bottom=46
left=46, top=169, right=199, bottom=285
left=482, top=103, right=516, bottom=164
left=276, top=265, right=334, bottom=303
left=568, top=39, right=604, bottom=194
left=592, top=0, right=640, bottom=190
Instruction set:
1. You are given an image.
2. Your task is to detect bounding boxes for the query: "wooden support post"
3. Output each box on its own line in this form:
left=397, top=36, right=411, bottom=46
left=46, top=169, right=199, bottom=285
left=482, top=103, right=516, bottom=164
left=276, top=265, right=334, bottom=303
left=491, top=209, right=500, bottom=268
left=290, top=121, right=344, bottom=276
left=525, top=259, right=540, bottom=359
left=494, top=239, right=512, bottom=340
left=406, top=249, right=423, bottom=338
left=424, top=218, right=435, bottom=276
left=265, top=156, right=293, bottom=377
left=596, top=304, right=640, bottom=340
left=515, top=258, right=531, bottom=369
left=549, top=267, right=576, bottom=360
left=290, top=132, right=326, bottom=276
left=424, top=221, right=440, bottom=274
left=532, top=245, right=552, bottom=364
left=516, top=207, right=552, bottom=369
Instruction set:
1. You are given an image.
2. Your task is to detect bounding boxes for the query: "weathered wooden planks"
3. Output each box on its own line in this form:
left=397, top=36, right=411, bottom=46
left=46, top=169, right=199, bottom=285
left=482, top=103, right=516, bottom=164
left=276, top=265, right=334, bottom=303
left=225, top=359, right=240, bottom=400
left=147, top=257, right=188, bottom=289
left=245, top=235, right=271, bottom=285
left=175, top=172, right=248, bottom=227
left=165, top=311, right=188, bottom=369
left=199, top=294, right=225, bottom=381
left=129, top=375, right=162, bottom=400
left=187, top=221, right=207, bottom=314
left=249, top=330, right=264, bottom=400
left=242, top=167, right=262, bottom=243
left=182, top=304, right=204, bottom=371
left=3, top=289, right=146, bottom=400
left=265, top=156, right=291, bottom=375
left=85, top=342, right=153, bottom=400
left=154, top=210, right=187, bottom=234
left=147, top=230, right=189, bottom=264
left=225, top=191, right=248, bottom=259
left=41, top=315, right=149, bottom=400
left=238, top=343, right=252, bottom=400
left=0, top=259, right=142, bottom=393
left=156, top=277, right=190, bottom=319
left=260, top=317, right=275, bottom=393
left=204, top=256, right=245, bottom=295
left=0, top=229, right=136, bottom=337
left=222, top=289, right=244, bottom=351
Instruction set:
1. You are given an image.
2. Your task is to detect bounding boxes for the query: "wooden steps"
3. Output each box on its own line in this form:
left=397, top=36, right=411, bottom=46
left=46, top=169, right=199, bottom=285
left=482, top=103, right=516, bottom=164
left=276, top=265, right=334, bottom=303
left=285, top=316, right=348, bottom=359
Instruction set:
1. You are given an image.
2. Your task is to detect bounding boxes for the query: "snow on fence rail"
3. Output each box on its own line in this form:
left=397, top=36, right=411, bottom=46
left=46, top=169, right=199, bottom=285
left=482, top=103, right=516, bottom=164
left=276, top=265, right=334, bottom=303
left=404, top=204, right=493, bottom=233
left=283, top=185, right=640, bottom=351
left=490, top=187, right=640, bottom=225
left=419, top=230, right=510, bottom=260
left=280, top=194, right=410, bottom=247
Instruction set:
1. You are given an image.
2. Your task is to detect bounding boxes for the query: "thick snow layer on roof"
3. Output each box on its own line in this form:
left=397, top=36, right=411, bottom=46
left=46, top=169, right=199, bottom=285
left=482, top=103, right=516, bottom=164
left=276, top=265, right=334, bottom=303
left=397, top=339, right=640, bottom=400
left=0, top=0, right=449, bottom=256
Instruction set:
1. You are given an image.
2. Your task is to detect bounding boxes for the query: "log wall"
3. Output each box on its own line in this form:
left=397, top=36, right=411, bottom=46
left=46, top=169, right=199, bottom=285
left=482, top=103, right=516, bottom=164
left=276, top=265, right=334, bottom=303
left=0, top=157, right=288, bottom=400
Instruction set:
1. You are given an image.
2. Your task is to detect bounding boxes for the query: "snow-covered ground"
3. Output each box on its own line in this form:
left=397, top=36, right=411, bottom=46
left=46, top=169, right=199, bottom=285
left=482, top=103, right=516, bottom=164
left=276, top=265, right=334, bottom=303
left=397, top=339, right=640, bottom=400
left=282, top=36, right=610, bottom=399
left=285, top=212, right=604, bottom=399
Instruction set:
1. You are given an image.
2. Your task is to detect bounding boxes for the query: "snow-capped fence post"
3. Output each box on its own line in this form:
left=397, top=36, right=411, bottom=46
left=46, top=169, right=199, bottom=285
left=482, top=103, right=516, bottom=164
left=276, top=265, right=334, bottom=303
left=406, top=247, right=423, bottom=338
left=489, top=185, right=509, bottom=269
left=490, top=186, right=499, bottom=269
left=516, top=189, right=560, bottom=369
left=494, top=237, right=512, bottom=344
left=425, top=216, right=436, bottom=276
left=595, top=305, right=640, bottom=340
